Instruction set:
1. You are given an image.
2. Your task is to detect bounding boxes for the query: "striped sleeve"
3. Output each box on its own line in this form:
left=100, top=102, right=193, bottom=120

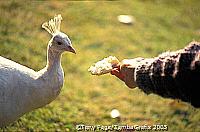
left=134, top=41, right=200, bottom=108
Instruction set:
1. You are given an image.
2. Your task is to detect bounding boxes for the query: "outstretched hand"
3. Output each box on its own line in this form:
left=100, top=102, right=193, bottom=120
left=110, top=59, right=138, bottom=88
left=111, top=65, right=125, bottom=81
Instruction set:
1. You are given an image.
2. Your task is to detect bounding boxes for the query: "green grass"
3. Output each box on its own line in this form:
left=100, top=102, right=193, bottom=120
left=0, top=0, right=200, bottom=131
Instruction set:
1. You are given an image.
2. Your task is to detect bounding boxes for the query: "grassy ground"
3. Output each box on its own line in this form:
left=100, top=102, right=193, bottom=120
left=0, top=0, right=200, bottom=131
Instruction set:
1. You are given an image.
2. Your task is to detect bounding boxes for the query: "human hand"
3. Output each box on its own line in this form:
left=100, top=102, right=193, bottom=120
left=111, top=59, right=140, bottom=88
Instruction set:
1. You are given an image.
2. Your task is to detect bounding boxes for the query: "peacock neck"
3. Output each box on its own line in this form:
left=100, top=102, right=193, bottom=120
left=46, top=48, right=62, bottom=71
left=32, top=46, right=64, bottom=110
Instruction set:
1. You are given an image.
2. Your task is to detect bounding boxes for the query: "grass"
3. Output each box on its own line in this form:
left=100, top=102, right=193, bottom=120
left=0, top=0, right=200, bottom=131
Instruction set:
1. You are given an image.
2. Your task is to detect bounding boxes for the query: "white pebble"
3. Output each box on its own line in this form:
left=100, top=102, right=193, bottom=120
left=110, top=109, right=120, bottom=118
left=117, top=15, right=135, bottom=24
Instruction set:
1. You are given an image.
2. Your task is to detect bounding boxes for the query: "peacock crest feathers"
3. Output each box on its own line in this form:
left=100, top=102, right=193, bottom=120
left=42, top=14, right=62, bottom=35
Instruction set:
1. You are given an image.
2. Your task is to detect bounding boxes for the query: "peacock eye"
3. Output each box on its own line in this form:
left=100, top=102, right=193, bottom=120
left=57, top=42, right=62, bottom=45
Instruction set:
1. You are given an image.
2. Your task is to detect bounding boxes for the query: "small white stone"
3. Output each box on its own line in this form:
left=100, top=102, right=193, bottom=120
left=117, top=15, right=135, bottom=24
left=110, top=109, right=120, bottom=118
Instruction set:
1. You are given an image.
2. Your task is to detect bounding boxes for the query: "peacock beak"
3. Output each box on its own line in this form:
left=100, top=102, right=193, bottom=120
left=68, top=45, right=76, bottom=54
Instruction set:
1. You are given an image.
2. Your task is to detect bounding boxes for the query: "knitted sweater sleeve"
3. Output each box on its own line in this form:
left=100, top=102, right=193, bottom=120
left=134, top=42, right=200, bottom=108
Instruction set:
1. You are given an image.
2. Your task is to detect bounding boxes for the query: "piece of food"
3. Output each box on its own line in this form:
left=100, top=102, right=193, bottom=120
left=88, top=56, right=119, bottom=75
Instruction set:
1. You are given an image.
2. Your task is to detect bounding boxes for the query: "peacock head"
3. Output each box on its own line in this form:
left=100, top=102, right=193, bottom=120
left=42, top=14, right=76, bottom=54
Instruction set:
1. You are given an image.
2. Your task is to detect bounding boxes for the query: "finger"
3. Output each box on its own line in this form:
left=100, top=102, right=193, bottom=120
left=112, top=63, right=120, bottom=69
left=110, top=68, right=119, bottom=75
left=111, top=69, right=125, bottom=81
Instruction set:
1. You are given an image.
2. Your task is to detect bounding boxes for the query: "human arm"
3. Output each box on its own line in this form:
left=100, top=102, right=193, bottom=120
left=111, top=42, right=200, bottom=108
